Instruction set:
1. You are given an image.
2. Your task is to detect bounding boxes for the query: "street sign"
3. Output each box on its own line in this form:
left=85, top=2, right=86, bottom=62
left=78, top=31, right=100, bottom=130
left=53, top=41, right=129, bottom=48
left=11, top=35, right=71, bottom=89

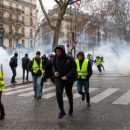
left=66, top=43, right=69, bottom=48
left=18, top=44, right=21, bottom=48
left=73, top=41, right=77, bottom=48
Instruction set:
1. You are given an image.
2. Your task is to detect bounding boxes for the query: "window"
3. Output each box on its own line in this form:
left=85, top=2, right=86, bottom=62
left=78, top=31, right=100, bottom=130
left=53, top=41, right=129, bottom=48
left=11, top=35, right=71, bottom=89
left=15, top=28, right=18, bottom=35
left=30, top=8, right=32, bottom=15
left=9, top=3, right=12, bottom=8
left=22, top=40, right=25, bottom=47
left=9, top=39, right=12, bottom=47
left=29, top=0, right=32, bottom=3
left=30, top=40, right=33, bottom=48
left=9, top=26, right=12, bottom=34
left=22, top=6, right=24, bottom=13
left=0, top=12, right=3, bottom=18
left=15, top=15, right=18, bottom=22
left=30, top=18, right=32, bottom=26
left=9, top=14, right=12, bottom=20
left=16, top=39, right=18, bottom=47
left=0, top=24, right=3, bottom=28
left=0, top=0, right=3, bottom=5
left=30, top=29, right=32, bottom=37
left=15, top=4, right=18, bottom=9
left=22, top=16, right=24, bottom=24
left=22, top=28, right=24, bottom=35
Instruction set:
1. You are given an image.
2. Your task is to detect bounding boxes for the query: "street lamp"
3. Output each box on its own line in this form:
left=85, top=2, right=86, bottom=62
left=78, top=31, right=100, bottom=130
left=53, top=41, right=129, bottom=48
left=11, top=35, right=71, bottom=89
left=0, top=28, right=5, bottom=47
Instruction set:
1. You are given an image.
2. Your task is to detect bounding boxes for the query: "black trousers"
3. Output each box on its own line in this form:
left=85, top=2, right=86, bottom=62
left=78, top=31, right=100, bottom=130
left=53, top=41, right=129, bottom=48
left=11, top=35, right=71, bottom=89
left=23, top=68, right=29, bottom=80
left=55, top=78, right=74, bottom=111
left=101, top=64, right=105, bottom=71
left=0, top=91, right=5, bottom=116
left=97, top=65, right=102, bottom=72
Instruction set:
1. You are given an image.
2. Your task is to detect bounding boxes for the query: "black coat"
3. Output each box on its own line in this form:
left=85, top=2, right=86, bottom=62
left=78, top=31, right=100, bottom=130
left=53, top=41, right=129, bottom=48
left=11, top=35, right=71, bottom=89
left=10, top=56, right=18, bottom=68
left=53, top=54, right=77, bottom=83
left=22, top=57, right=30, bottom=68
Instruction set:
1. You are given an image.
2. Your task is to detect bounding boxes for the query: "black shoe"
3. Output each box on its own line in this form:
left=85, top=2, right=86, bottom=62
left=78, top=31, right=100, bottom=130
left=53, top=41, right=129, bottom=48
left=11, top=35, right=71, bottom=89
left=69, top=109, right=73, bottom=116
left=82, top=93, right=85, bottom=101
left=37, top=96, right=41, bottom=99
left=14, top=81, right=17, bottom=84
left=87, top=103, right=91, bottom=107
left=0, top=114, right=5, bottom=120
left=58, top=111, right=66, bottom=119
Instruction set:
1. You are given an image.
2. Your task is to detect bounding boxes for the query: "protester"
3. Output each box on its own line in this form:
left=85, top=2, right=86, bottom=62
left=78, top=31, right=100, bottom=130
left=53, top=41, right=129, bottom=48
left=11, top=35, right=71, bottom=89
left=22, top=53, right=30, bottom=82
left=27, top=51, right=44, bottom=99
left=76, top=51, right=92, bottom=107
left=53, top=45, right=77, bottom=119
left=41, top=55, right=55, bottom=93
left=101, top=56, right=105, bottom=71
left=0, top=70, right=5, bottom=120
left=94, top=56, right=102, bottom=74
left=9, top=52, right=18, bottom=84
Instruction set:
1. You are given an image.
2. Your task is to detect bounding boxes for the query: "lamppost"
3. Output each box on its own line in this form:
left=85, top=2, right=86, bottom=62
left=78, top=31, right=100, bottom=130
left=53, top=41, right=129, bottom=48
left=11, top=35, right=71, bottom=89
left=0, top=27, right=5, bottom=47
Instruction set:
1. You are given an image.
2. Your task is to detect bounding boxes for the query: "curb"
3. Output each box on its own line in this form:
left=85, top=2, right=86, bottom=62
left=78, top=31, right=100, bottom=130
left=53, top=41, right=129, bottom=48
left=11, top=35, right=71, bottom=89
left=5, top=81, right=33, bottom=87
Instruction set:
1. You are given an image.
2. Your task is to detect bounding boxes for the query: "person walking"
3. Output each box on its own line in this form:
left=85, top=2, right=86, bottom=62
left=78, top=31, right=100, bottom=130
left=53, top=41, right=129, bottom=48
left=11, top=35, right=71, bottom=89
left=22, top=53, right=30, bottom=82
left=76, top=51, right=92, bottom=107
left=87, top=54, right=94, bottom=67
left=40, top=55, right=55, bottom=93
left=94, top=56, right=102, bottom=74
left=9, top=52, right=18, bottom=84
left=100, top=56, right=105, bottom=71
left=0, top=70, right=5, bottom=120
left=27, top=51, right=44, bottom=99
left=53, top=45, right=77, bottom=119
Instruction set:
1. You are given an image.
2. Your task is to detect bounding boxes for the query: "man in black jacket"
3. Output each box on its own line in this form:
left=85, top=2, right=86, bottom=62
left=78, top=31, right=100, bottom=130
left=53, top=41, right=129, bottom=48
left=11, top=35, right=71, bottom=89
left=53, top=45, right=77, bottom=119
left=10, top=52, right=18, bottom=84
left=76, top=51, right=92, bottom=107
left=22, top=53, right=30, bottom=82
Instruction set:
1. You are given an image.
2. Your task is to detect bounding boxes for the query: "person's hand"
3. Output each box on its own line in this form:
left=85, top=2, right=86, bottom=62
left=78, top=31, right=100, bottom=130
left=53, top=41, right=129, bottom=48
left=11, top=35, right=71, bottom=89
left=62, top=76, right=67, bottom=80
left=54, top=72, right=59, bottom=77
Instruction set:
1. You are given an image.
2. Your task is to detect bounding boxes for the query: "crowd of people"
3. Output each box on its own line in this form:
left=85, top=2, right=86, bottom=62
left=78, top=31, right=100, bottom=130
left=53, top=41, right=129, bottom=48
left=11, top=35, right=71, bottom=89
left=0, top=45, right=105, bottom=120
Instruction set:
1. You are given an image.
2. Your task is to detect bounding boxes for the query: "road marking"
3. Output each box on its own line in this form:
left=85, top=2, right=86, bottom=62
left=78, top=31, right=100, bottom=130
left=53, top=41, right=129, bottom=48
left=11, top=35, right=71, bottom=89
left=3, top=87, right=33, bottom=95
left=91, top=88, right=119, bottom=103
left=3, top=85, right=31, bottom=92
left=64, top=88, right=99, bottom=100
left=112, top=90, right=130, bottom=105
left=18, top=86, right=56, bottom=97
left=42, top=92, right=56, bottom=99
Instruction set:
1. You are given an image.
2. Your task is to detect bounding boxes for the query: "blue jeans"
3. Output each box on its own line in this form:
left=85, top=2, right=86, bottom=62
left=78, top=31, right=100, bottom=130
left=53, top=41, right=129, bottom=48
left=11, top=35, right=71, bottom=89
left=11, top=68, right=16, bottom=83
left=77, top=80, right=90, bottom=103
left=41, top=75, right=55, bottom=92
left=32, top=75, right=41, bottom=97
left=97, top=65, right=102, bottom=72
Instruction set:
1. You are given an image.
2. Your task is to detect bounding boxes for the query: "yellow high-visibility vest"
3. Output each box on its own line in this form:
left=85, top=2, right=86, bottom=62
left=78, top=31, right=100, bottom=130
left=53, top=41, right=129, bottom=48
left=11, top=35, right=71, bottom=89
left=96, top=59, right=101, bottom=66
left=0, top=71, right=4, bottom=91
left=76, top=59, right=89, bottom=79
left=31, top=58, right=44, bottom=75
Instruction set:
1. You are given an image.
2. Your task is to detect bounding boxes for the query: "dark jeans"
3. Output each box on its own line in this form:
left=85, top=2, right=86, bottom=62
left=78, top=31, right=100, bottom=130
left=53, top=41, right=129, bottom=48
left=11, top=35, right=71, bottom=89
left=0, top=91, right=5, bottom=116
left=101, top=64, right=105, bottom=71
left=23, top=68, right=29, bottom=80
left=41, top=75, right=55, bottom=93
left=77, top=80, right=90, bottom=103
left=11, top=68, right=16, bottom=83
left=97, top=65, right=102, bottom=72
left=55, top=78, right=74, bottom=111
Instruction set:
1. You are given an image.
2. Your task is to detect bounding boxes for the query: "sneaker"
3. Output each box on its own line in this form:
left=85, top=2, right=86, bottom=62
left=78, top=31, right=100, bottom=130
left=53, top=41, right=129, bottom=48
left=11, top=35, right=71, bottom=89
left=23, top=80, right=25, bottom=83
left=14, top=81, right=17, bottom=84
left=37, top=96, right=41, bottom=99
left=26, top=79, right=29, bottom=82
left=11, top=82, right=14, bottom=84
left=69, top=109, right=73, bottom=116
left=58, top=110, right=66, bottom=119
left=0, top=114, right=5, bottom=120
left=87, top=103, right=91, bottom=107
left=82, top=93, right=85, bottom=101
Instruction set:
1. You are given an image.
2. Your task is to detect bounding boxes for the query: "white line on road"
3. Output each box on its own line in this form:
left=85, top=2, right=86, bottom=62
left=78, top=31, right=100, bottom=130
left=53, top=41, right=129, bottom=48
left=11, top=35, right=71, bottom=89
left=112, top=90, right=130, bottom=105
left=91, top=88, right=119, bottom=103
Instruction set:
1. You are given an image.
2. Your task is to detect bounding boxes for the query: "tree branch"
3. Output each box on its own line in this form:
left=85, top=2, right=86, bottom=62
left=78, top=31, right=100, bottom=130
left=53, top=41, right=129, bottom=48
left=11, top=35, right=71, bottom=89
left=38, top=0, right=55, bottom=30
left=55, top=0, right=62, bottom=9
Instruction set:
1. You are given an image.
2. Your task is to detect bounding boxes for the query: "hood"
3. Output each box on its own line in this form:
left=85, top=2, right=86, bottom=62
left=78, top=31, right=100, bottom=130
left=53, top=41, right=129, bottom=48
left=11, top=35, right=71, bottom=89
left=14, top=52, right=18, bottom=57
left=77, top=51, right=85, bottom=58
left=54, top=45, right=66, bottom=58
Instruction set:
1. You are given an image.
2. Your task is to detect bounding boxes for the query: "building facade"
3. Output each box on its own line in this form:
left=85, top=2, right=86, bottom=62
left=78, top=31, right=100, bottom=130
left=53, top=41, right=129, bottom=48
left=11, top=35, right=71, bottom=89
left=0, top=0, right=37, bottom=51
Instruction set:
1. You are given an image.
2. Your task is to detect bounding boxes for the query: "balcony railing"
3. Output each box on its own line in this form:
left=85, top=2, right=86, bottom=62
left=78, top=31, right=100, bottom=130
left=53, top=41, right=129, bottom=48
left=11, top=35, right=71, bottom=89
left=0, top=4, right=22, bottom=13
left=0, top=17, right=24, bottom=25
left=4, top=32, right=24, bottom=37
left=12, top=0, right=36, bottom=8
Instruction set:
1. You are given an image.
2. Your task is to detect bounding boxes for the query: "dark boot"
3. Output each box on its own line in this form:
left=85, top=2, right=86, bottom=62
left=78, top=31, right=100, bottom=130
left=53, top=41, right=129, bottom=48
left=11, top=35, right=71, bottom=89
left=58, top=110, right=66, bottom=119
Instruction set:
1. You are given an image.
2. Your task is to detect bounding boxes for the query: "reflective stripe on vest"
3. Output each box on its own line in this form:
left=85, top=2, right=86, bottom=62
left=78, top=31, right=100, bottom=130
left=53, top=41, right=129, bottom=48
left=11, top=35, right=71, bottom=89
left=76, top=59, right=89, bottom=79
left=31, top=58, right=44, bottom=75
left=0, top=71, right=4, bottom=88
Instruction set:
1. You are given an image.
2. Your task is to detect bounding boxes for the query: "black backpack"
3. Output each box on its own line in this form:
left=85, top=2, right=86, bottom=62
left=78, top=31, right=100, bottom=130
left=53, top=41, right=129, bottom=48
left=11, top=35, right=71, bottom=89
left=9, top=57, right=14, bottom=67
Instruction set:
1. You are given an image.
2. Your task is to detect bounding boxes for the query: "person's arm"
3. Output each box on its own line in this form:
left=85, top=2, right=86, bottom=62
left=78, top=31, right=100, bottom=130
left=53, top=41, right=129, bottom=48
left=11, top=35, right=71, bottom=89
left=66, top=56, right=77, bottom=79
left=14, top=58, right=18, bottom=67
left=86, top=61, right=92, bottom=79
left=27, top=60, right=33, bottom=72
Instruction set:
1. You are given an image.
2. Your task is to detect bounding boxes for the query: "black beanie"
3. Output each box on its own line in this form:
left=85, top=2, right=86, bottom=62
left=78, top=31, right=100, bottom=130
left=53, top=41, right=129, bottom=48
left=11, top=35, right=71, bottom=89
left=36, top=51, right=41, bottom=55
left=14, top=52, right=18, bottom=57
left=25, top=53, right=28, bottom=57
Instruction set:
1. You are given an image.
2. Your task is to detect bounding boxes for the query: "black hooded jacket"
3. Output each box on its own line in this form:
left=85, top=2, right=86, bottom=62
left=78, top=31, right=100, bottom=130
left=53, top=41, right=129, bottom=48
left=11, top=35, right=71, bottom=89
left=77, top=51, right=92, bottom=81
left=53, top=45, right=77, bottom=82
left=10, top=53, right=18, bottom=68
